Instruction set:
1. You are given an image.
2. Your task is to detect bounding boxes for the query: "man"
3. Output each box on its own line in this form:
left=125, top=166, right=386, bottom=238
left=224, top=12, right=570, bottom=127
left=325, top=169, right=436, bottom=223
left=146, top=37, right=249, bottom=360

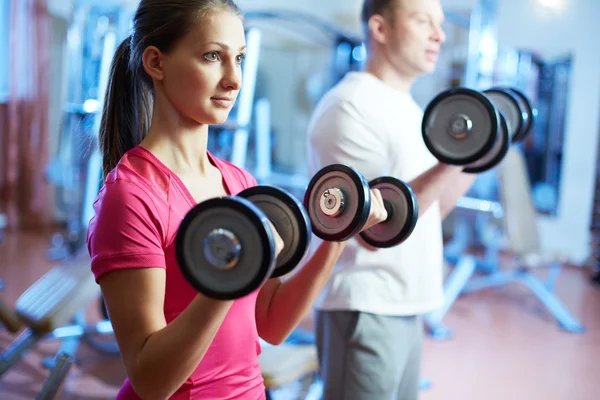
left=306, top=0, right=479, bottom=399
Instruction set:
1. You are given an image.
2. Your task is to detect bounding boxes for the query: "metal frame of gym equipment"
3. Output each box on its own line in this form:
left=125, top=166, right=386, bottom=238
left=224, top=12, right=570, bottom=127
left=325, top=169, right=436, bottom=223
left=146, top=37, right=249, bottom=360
left=0, top=310, right=116, bottom=375
left=424, top=181, right=585, bottom=339
left=260, top=335, right=322, bottom=400
left=36, top=352, right=75, bottom=400
left=0, top=318, right=77, bottom=400
left=243, top=10, right=364, bottom=84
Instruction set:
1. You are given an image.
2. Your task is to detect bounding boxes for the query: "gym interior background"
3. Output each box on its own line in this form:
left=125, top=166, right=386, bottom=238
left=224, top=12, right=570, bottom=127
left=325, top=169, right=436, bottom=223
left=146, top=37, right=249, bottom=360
left=0, top=0, right=599, bottom=398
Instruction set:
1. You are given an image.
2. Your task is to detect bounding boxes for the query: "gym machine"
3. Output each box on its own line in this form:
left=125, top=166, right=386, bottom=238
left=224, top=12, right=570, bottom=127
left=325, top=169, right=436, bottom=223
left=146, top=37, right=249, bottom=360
left=45, top=0, right=132, bottom=261
left=0, top=250, right=116, bottom=396
left=0, top=1, right=130, bottom=396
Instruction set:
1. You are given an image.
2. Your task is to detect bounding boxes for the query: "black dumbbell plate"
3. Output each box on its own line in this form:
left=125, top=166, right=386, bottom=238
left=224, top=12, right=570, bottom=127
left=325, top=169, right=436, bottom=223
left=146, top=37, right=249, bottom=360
left=422, top=87, right=499, bottom=165
left=359, top=177, right=419, bottom=248
left=238, top=185, right=311, bottom=278
left=175, top=197, right=276, bottom=300
left=304, top=164, right=371, bottom=242
left=484, top=88, right=523, bottom=142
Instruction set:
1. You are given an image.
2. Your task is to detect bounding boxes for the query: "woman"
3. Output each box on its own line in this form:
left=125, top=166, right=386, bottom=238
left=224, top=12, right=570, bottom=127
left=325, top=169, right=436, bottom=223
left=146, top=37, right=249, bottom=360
left=87, top=1, right=387, bottom=399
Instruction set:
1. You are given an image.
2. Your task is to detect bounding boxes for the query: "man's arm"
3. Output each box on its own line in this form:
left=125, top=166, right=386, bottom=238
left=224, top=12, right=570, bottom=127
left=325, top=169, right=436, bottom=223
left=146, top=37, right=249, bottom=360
left=438, top=172, right=478, bottom=220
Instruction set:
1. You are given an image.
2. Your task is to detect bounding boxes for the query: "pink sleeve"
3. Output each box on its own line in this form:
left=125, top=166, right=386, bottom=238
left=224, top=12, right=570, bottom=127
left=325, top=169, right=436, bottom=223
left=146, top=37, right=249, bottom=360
left=87, top=179, right=166, bottom=283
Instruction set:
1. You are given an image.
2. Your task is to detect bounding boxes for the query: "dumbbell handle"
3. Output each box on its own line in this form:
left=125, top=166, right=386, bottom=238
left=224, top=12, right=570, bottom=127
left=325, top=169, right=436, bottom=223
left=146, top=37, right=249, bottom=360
left=382, top=200, right=394, bottom=223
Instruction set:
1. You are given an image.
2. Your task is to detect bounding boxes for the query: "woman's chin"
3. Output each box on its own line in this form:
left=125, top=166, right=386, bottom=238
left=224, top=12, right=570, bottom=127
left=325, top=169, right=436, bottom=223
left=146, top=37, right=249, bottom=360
left=204, top=110, right=232, bottom=126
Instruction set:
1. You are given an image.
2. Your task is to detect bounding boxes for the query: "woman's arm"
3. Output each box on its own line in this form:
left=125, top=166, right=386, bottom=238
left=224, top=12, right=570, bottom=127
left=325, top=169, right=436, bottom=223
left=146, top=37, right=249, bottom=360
left=100, top=268, right=233, bottom=400
left=255, top=241, right=346, bottom=345
left=98, top=221, right=284, bottom=399
left=255, top=188, right=387, bottom=344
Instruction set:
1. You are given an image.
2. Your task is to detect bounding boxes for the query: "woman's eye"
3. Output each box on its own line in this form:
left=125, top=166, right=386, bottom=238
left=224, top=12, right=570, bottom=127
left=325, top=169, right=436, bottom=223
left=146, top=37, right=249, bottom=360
left=236, top=54, right=246, bottom=64
left=205, top=52, right=219, bottom=61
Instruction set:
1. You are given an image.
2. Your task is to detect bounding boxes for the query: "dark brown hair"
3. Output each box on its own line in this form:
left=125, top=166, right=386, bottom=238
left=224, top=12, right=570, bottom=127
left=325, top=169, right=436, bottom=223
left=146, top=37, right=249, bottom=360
left=99, top=0, right=242, bottom=178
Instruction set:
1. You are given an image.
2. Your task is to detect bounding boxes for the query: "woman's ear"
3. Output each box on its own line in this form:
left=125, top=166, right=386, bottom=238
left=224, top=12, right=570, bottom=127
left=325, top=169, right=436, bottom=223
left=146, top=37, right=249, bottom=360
left=142, top=46, right=165, bottom=81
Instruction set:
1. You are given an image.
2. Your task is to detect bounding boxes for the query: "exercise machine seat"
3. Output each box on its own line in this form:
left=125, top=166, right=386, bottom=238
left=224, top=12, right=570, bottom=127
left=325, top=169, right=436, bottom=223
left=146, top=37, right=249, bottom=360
left=259, top=343, right=319, bottom=389
left=15, top=251, right=99, bottom=335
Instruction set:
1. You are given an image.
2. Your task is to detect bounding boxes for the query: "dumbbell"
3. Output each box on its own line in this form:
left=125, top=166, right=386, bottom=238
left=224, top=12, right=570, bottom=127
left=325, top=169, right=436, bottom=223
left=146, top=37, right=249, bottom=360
left=484, top=86, right=536, bottom=143
left=421, top=86, right=536, bottom=173
left=175, top=186, right=312, bottom=300
left=303, top=164, right=419, bottom=249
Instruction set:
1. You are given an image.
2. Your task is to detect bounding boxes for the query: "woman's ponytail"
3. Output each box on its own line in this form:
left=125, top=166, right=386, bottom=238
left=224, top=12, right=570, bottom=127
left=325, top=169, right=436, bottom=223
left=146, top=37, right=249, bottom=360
left=98, top=36, right=152, bottom=179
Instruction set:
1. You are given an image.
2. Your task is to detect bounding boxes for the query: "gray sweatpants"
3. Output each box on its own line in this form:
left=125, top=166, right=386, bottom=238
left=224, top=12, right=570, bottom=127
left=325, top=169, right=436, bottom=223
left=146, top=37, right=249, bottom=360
left=315, top=310, right=423, bottom=400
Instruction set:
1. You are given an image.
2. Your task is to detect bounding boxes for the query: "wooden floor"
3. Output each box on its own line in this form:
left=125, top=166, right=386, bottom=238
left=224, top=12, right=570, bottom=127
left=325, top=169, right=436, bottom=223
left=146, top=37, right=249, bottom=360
left=0, top=229, right=599, bottom=400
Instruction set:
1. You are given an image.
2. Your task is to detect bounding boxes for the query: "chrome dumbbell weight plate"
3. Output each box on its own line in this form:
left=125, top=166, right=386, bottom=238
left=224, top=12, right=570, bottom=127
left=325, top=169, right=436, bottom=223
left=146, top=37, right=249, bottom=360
left=483, top=88, right=523, bottom=142
left=238, top=185, right=311, bottom=278
left=359, top=177, right=419, bottom=248
left=463, top=112, right=510, bottom=174
left=422, top=87, right=500, bottom=165
left=505, top=87, right=536, bottom=142
left=175, top=197, right=276, bottom=300
left=304, top=164, right=371, bottom=242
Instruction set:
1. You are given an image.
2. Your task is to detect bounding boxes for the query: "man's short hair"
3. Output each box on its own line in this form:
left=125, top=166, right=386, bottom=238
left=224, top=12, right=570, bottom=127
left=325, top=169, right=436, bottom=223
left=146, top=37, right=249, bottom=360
left=360, top=0, right=398, bottom=27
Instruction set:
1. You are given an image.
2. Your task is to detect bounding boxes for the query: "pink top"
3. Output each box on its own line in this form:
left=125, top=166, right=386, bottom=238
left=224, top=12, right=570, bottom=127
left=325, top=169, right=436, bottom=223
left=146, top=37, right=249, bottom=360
left=87, top=145, right=266, bottom=400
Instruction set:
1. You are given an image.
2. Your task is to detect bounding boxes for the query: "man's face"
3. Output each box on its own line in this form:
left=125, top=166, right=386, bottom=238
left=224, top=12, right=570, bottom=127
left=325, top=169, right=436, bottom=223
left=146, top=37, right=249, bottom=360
left=376, top=0, right=446, bottom=78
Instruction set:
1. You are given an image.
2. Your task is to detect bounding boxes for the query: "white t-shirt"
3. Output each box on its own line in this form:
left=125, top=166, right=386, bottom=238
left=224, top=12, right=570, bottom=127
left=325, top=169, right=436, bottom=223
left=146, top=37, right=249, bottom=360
left=306, top=71, right=444, bottom=316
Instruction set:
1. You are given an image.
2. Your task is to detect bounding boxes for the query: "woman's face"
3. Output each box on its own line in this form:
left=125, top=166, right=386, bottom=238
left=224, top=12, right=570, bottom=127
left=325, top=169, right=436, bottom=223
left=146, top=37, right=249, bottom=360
left=159, top=9, right=247, bottom=125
